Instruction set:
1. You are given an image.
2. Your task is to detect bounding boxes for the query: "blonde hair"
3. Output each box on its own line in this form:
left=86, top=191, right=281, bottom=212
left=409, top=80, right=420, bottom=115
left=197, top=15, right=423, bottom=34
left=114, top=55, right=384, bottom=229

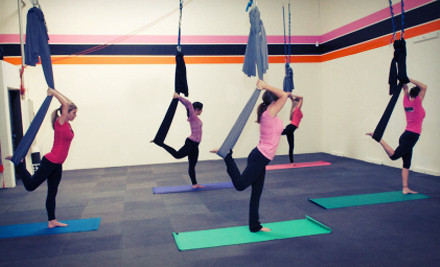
left=51, top=104, right=77, bottom=129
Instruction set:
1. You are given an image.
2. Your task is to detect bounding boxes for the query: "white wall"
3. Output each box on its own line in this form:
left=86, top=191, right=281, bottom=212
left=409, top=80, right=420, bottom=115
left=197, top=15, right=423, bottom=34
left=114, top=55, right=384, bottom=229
left=319, top=0, right=388, bottom=34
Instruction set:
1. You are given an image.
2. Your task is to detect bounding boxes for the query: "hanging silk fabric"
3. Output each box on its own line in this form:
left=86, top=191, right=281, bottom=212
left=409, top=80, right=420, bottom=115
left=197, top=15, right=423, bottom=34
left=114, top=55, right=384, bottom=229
left=10, top=7, right=54, bottom=165
left=282, top=3, right=294, bottom=92
left=152, top=0, right=188, bottom=145
left=217, top=5, right=268, bottom=158
left=372, top=0, right=408, bottom=142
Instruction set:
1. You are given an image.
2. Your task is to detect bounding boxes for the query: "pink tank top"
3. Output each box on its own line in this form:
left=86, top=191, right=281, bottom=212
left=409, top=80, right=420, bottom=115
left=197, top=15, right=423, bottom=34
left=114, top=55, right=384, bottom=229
left=257, top=110, right=284, bottom=160
left=290, top=108, right=303, bottom=127
left=45, top=120, right=74, bottom=164
left=404, top=95, right=425, bottom=134
left=179, top=97, right=203, bottom=143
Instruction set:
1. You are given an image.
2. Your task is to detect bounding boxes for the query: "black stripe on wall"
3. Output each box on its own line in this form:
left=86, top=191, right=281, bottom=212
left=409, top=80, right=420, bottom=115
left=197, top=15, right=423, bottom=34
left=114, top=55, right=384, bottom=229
left=0, top=44, right=320, bottom=57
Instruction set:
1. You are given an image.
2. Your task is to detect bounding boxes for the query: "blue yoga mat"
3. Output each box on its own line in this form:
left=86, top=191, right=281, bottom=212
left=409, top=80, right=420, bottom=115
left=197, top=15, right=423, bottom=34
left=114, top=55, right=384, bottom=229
left=309, top=191, right=430, bottom=209
left=153, top=181, right=234, bottom=194
left=0, top=217, right=101, bottom=239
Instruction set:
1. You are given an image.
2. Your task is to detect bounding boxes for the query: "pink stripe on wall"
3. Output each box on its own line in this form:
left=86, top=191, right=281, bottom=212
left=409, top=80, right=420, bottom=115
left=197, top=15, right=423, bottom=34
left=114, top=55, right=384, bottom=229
left=320, top=0, right=433, bottom=43
left=0, top=34, right=21, bottom=43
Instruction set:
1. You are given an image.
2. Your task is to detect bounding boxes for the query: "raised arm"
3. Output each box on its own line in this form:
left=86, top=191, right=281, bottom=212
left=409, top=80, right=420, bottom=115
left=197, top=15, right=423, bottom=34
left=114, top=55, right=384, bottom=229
left=256, top=80, right=289, bottom=117
left=175, top=93, right=195, bottom=118
left=402, top=83, right=409, bottom=97
left=289, top=95, right=303, bottom=120
left=47, top=88, right=73, bottom=125
left=409, top=78, right=427, bottom=102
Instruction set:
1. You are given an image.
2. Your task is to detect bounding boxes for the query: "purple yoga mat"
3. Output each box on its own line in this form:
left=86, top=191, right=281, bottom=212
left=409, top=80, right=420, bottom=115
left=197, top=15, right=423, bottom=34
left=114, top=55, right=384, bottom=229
left=153, top=181, right=234, bottom=194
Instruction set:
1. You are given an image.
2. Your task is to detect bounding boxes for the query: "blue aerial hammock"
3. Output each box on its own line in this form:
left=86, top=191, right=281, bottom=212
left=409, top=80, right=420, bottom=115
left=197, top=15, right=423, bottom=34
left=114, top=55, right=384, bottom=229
left=152, top=0, right=188, bottom=145
left=372, top=0, right=408, bottom=142
left=10, top=6, right=55, bottom=165
left=217, top=1, right=269, bottom=158
left=282, top=2, right=294, bottom=93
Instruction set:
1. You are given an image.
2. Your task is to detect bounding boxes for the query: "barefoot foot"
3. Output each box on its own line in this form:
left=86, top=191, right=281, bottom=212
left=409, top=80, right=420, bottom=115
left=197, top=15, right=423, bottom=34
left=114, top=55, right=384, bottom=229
left=365, top=132, right=373, bottom=137
left=402, top=187, right=418, bottom=194
left=192, top=184, right=205, bottom=189
left=48, top=219, right=68, bottom=228
left=210, top=148, right=219, bottom=153
left=259, top=227, right=271, bottom=232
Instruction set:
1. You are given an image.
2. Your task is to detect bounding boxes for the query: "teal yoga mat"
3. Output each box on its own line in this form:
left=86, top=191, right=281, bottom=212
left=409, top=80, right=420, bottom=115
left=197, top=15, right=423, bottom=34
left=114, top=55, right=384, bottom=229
left=309, top=191, right=430, bottom=209
left=0, top=217, right=101, bottom=239
left=173, top=216, right=331, bottom=251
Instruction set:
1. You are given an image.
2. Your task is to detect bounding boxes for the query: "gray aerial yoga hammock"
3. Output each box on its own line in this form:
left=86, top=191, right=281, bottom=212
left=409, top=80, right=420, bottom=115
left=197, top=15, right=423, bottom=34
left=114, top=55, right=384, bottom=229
left=10, top=7, right=55, bottom=165
left=372, top=1, right=408, bottom=142
left=152, top=0, right=188, bottom=145
left=217, top=5, right=268, bottom=158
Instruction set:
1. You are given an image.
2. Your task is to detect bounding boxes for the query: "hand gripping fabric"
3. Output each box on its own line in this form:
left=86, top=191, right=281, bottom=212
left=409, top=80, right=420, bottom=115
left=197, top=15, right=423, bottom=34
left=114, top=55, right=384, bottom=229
left=11, top=7, right=54, bottom=165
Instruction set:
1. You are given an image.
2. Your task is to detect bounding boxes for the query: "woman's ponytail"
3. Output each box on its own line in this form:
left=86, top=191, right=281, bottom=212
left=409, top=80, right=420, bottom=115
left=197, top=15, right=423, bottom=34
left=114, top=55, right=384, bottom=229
left=256, top=102, right=268, bottom=123
left=256, top=91, right=278, bottom=123
left=51, top=103, right=77, bottom=129
left=51, top=106, right=61, bottom=129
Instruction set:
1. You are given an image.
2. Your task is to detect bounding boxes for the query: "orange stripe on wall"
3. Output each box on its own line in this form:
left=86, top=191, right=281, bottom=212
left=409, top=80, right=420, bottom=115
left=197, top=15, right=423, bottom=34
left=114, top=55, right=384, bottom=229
left=269, top=55, right=322, bottom=63
left=3, top=20, right=438, bottom=66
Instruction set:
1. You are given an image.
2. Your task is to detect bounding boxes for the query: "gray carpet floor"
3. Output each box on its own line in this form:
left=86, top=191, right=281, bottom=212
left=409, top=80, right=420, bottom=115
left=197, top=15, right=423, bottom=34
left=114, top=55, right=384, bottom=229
left=0, top=153, right=439, bottom=266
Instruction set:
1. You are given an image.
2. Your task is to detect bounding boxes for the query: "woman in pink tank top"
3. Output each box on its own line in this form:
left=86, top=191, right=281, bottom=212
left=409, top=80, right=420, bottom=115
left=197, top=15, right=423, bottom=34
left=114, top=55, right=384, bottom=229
left=367, top=78, right=427, bottom=194
left=212, top=80, right=290, bottom=232
left=153, top=92, right=205, bottom=189
left=281, top=94, right=303, bottom=163
left=6, top=88, right=77, bottom=229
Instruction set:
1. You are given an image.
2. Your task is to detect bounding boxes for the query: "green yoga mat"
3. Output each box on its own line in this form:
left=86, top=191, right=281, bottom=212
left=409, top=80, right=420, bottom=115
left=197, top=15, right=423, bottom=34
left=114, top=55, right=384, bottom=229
left=309, top=191, right=430, bottom=209
left=172, top=216, right=331, bottom=251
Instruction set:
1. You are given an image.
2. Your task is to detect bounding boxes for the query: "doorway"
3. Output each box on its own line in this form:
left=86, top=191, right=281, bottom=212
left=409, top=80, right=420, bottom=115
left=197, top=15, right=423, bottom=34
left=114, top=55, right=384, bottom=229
left=8, top=89, right=24, bottom=179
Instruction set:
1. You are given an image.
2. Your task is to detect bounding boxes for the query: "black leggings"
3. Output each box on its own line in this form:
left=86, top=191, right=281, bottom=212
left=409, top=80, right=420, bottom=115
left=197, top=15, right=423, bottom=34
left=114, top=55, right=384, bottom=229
left=159, top=138, right=199, bottom=185
left=390, top=131, right=420, bottom=169
left=281, top=124, right=298, bottom=163
left=17, top=156, right=62, bottom=221
left=224, top=148, right=270, bottom=232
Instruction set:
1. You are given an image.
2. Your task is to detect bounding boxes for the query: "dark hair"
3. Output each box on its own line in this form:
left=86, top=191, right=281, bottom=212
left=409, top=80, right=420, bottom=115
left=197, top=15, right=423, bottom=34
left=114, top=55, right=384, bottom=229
left=193, top=102, right=203, bottom=111
left=187, top=101, right=203, bottom=117
left=409, top=86, right=421, bottom=98
left=51, top=104, right=77, bottom=129
left=256, top=91, right=278, bottom=123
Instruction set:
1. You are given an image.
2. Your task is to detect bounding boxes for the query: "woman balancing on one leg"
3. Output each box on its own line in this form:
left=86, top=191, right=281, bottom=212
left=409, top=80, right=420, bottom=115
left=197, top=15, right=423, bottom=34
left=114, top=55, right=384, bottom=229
left=153, top=92, right=205, bottom=189
left=211, top=80, right=289, bottom=232
left=367, top=78, right=427, bottom=194
left=6, top=88, right=77, bottom=228
left=281, top=94, right=303, bottom=163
